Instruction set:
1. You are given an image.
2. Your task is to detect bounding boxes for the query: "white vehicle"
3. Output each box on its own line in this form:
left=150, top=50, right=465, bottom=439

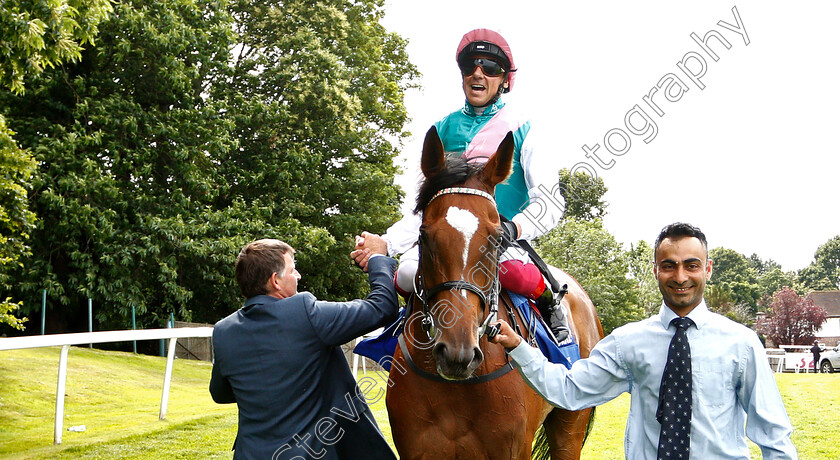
left=819, top=346, right=840, bottom=373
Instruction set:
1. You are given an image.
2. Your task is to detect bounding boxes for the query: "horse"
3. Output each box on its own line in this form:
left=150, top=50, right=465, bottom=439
left=384, top=126, right=605, bottom=460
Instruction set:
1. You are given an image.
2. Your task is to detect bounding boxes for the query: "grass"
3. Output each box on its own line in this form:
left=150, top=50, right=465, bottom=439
left=0, top=347, right=237, bottom=459
left=0, top=347, right=837, bottom=459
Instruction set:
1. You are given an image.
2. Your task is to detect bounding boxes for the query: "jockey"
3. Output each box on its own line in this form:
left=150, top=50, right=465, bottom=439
left=363, top=28, right=570, bottom=341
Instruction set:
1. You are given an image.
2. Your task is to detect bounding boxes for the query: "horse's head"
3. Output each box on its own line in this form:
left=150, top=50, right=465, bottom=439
left=413, top=126, right=514, bottom=380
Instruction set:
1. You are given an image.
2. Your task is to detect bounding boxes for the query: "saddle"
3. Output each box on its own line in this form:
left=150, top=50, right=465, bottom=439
left=353, top=291, right=580, bottom=372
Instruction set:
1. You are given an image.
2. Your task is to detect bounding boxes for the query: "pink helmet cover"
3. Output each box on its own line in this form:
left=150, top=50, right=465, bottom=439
left=456, top=29, right=516, bottom=92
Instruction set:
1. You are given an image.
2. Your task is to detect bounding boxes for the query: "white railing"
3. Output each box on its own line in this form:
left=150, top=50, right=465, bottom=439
left=0, top=327, right=213, bottom=444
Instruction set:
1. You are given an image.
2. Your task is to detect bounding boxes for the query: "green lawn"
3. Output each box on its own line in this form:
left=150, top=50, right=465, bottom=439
left=0, top=347, right=837, bottom=459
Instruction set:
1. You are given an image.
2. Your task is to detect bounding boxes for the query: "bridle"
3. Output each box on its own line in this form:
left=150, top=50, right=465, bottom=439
left=414, top=187, right=503, bottom=342
left=397, top=185, right=519, bottom=384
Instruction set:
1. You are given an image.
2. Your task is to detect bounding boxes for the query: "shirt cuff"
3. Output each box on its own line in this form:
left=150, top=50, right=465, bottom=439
left=368, top=253, right=385, bottom=259
left=507, top=339, right=538, bottom=366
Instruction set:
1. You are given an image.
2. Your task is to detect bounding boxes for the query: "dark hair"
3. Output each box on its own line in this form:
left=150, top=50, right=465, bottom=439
left=235, top=239, right=295, bottom=298
left=414, top=154, right=483, bottom=214
left=654, top=222, right=708, bottom=258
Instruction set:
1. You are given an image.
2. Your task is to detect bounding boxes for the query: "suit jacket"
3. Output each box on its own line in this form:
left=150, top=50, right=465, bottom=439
left=210, top=256, right=399, bottom=460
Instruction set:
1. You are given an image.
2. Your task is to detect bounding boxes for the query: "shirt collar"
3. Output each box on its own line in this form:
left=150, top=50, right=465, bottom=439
left=658, top=300, right=711, bottom=330
left=463, top=99, right=505, bottom=117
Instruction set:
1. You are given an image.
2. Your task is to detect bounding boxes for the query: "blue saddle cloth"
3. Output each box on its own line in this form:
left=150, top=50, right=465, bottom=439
left=353, top=292, right=580, bottom=371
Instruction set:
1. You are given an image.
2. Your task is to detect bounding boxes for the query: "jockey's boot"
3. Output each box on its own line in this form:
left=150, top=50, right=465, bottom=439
left=535, top=285, right=570, bottom=343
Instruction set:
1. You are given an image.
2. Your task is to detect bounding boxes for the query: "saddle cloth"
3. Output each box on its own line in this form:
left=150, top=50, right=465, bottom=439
left=353, top=292, right=580, bottom=371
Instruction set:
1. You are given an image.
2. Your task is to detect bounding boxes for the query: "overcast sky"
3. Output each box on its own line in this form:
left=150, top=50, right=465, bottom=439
left=380, top=1, right=840, bottom=272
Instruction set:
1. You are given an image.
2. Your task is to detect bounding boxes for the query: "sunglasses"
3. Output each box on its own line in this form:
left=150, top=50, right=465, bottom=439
left=459, top=58, right=506, bottom=77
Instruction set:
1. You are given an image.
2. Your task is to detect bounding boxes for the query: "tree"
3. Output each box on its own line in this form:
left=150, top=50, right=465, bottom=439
left=705, top=285, right=754, bottom=327
left=747, top=253, right=781, bottom=277
left=626, top=240, right=659, bottom=317
left=537, top=218, right=644, bottom=335
left=707, top=247, right=760, bottom=312
left=1, top=0, right=111, bottom=329
left=1, top=0, right=240, bottom=331
left=756, top=287, right=828, bottom=346
left=215, top=0, right=418, bottom=305
left=0, top=116, right=36, bottom=329
left=756, top=267, right=801, bottom=302
left=1, top=0, right=418, bottom=332
left=558, top=168, right=608, bottom=221
left=798, top=235, right=840, bottom=292
left=705, top=284, right=734, bottom=314
left=1, top=0, right=113, bottom=94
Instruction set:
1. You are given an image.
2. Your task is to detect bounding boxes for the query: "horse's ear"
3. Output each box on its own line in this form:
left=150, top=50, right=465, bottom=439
left=421, top=126, right=446, bottom=179
left=483, top=131, right=515, bottom=187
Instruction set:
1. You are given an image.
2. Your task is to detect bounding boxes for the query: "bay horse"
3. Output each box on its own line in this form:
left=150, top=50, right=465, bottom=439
left=385, top=127, right=604, bottom=459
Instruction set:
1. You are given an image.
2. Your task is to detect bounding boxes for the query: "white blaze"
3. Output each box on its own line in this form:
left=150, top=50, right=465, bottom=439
left=445, top=206, right=479, bottom=273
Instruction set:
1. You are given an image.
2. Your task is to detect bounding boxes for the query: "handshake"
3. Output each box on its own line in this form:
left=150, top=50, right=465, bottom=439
left=349, top=231, right=388, bottom=272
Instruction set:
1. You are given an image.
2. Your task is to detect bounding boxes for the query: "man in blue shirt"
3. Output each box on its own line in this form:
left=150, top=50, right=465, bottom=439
left=492, top=222, right=797, bottom=459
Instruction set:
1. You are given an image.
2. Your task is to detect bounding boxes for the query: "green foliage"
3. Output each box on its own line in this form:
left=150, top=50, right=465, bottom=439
left=0, top=0, right=418, bottom=330
left=757, top=267, right=802, bottom=300
left=626, top=240, right=659, bottom=316
left=214, top=0, right=418, bottom=303
left=798, top=235, right=840, bottom=292
left=708, top=247, right=760, bottom=312
left=0, top=0, right=114, bottom=94
left=0, top=115, right=36, bottom=329
left=748, top=253, right=781, bottom=277
left=537, top=218, right=644, bottom=334
left=1, top=0, right=240, bottom=328
left=705, top=285, right=755, bottom=327
left=1, top=0, right=111, bottom=328
left=558, top=168, right=608, bottom=221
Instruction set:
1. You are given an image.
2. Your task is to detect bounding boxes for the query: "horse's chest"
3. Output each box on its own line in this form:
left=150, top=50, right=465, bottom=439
left=387, top=378, right=535, bottom=459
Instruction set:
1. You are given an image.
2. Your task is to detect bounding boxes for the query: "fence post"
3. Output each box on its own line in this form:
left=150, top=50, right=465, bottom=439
left=87, top=298, right=93, bottom=348
left=41, top=289, right=46, bottom=335
left=159, top=337, right=178, bottom=420
left=131, top=305, right=137, bottom=354
left=54, top=344, right=70, bottom=444
left=159, top=317, right=167, bottom=357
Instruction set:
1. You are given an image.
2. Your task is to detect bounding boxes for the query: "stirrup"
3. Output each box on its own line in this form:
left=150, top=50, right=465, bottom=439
left=537, top=284, right=570, bottom=343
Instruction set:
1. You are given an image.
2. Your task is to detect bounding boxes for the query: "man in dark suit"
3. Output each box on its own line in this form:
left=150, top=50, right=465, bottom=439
left=811, top=340, right=824, bottom=373
left=210, top=234, right=398, bottom=459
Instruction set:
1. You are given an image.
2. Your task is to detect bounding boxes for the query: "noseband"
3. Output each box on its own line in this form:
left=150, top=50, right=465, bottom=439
left=415, top=187, right=502, bottom=341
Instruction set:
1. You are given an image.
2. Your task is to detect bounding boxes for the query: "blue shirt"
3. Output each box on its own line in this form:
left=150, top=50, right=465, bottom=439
left=508, top=301, right=797, bottom=459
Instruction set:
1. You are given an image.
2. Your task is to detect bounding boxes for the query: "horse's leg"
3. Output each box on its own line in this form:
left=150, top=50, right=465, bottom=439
left=543, top=407, right=594, bottom=460
left=538, top=271, right=603, bottom=460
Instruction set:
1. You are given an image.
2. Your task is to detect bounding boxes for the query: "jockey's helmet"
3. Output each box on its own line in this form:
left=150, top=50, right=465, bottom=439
left=456, top=29, right=516, bottom=93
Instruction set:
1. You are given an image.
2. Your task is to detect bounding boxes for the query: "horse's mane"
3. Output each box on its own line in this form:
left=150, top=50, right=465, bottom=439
left=414, top=154, right=483, bottom=214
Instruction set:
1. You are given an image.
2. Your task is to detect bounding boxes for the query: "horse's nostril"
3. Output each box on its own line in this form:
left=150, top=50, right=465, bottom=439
left=433, top=342, right=448, bottom=361
left=473, top=346, right=484, bottom=365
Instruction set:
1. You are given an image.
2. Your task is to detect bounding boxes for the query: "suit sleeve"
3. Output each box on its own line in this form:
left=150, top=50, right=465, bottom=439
left=307, top=256, right=399, bottom=347
left=209, top=359, right=236, bottom=404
